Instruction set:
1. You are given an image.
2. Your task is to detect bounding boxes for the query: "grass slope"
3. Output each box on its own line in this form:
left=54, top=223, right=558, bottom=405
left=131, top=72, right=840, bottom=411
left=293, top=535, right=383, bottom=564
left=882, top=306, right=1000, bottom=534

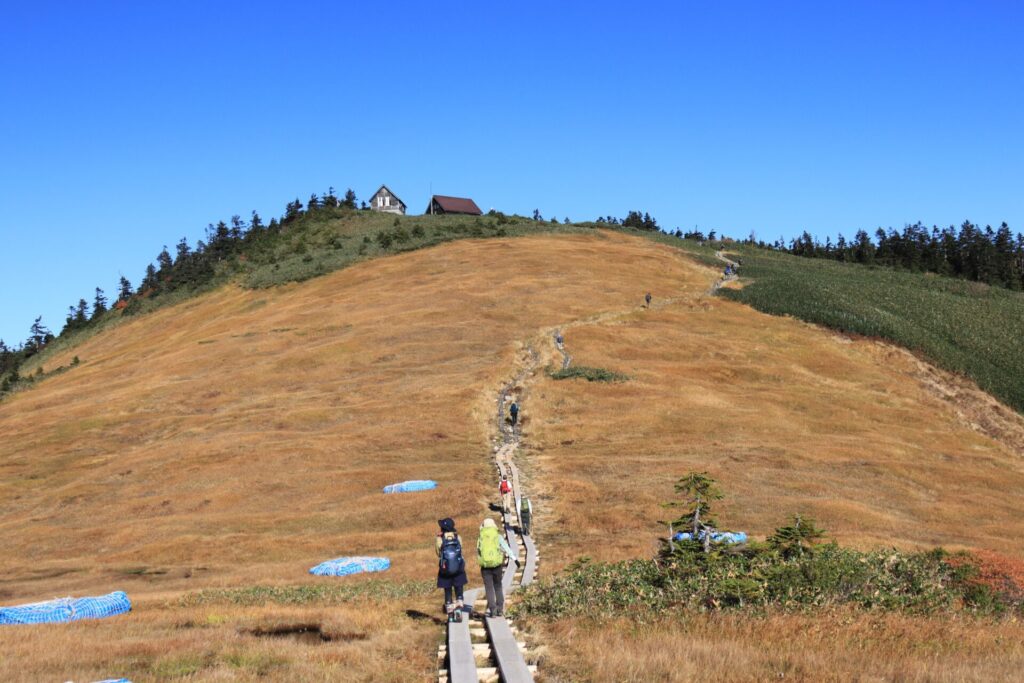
left=2, top=230, right=1023, bottom=680
left=718, top=246, right=1024, bottom=412
left=0, top=232, right=703, bottom=681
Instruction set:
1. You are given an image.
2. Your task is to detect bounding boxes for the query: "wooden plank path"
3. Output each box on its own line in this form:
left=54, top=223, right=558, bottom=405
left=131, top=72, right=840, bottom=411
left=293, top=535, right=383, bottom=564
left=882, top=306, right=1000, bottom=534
left=439, top=351, right=540, bottom=683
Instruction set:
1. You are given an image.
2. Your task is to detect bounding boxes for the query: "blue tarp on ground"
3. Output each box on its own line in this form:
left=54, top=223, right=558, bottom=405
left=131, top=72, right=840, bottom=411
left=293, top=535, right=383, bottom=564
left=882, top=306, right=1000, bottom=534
left=309, top=556, right=391, bottom=577
left=94, top=679, right=131, bottom=682
left=383, top=480, right=437, bottom=494
left=0, top=591, right=131, bottom=625
left=673, top=531, right=748, bottom=545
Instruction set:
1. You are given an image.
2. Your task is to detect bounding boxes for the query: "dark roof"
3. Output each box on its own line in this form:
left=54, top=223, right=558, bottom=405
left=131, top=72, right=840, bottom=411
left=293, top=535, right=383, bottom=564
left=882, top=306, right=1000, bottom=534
left=372, top=184, right=406, bottom=208
left=428, top=195, right=482, bottom=215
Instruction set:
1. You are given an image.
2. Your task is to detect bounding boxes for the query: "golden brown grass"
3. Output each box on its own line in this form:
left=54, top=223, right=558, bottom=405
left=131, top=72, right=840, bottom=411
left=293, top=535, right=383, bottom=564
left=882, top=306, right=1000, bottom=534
left=532, top=611, right=1024, bottom=682
left=524, top=288, right=1024, bottom=571
left=0, top=232, right=703, bottom=680
left=2, top=230, right=1022, bottom=680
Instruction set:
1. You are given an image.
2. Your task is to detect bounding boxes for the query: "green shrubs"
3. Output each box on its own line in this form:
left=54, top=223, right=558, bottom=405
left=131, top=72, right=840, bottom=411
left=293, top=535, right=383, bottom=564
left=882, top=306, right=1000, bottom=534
left=549, top=366, right=628, bottom=382
left=517, top=543, right=1017, bottom=619
left=518, top=472, right=1024, bottom=619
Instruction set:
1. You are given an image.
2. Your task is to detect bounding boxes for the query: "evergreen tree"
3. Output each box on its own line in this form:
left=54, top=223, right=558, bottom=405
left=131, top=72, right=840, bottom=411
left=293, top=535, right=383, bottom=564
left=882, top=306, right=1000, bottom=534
left=250, top=211, right=264, bottom=231
left=284, top=198, right=304, bottom=224
left=157, top=247, right=173, bottom=274
left=768, top=514, right=825, bottom=558
left=118, top=276, right=133, bottom=301
left=322, top=187, right=338, bottom=208
left=662, top=472, right=723, bottom=554
left=141, top=264, right=158, bottom=292
left=75, top=299, right=89, bottom=324
left=342, top=189, right=357, bottom=209
left=27, top=316, right=52, bottom=352
left=307, top=193, right=320, bottom=211
left=175, top=237, right=191, bottom=263
left=92, top=287, right=107, bottom=318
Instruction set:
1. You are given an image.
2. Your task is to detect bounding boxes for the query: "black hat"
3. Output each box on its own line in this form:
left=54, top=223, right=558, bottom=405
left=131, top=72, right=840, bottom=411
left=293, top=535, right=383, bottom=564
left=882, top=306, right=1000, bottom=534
left=438, top=517, right=456, bottom=532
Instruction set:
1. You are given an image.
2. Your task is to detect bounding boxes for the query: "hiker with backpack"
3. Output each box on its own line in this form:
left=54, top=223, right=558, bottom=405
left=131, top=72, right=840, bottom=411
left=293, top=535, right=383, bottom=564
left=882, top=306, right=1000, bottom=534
left=499, top=474, right=513, bottom=514
left=477, top=517, right=515, bottom=617
left=435, top=517, right=468, bottom=622
left=645, top=292, right=652, bottom=307
left=519, top=496, right=533, bottom=536
left=509, top=401, right=519, bottom=428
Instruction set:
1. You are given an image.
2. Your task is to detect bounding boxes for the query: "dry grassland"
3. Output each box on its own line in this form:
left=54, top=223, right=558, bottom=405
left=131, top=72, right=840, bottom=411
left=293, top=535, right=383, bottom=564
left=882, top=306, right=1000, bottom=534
left=3, top=230, right=1023, bottom=680
left=525, top=287, right=1024, bottom=568
left=534, top=611, right=1024, bottom=682
left=0, top=232, right=704, bottom=681
left=517, top=248, right=1024, bottom=681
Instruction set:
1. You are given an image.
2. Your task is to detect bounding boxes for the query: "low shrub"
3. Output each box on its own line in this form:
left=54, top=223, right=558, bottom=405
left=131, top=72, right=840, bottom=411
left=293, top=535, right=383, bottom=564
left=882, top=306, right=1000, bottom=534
left=549, top=366, right=628, bottom=382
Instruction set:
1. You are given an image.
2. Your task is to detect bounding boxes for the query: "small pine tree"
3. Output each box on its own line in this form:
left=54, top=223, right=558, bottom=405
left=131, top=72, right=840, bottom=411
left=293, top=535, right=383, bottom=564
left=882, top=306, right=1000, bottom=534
left=118, top=276, right=133, bottom=301
left=768, top=514, right=825, bottom=558
left=661, top=472, right=724, bottom=555
left=342, top=189, right=357, bottom=209
left=157, top=247, right=173, bottom=274
left=92, top=287, right=108, bottom=318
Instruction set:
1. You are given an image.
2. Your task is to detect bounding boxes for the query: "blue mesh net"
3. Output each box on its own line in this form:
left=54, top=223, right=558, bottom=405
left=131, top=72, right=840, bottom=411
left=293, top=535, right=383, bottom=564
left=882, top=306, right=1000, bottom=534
left=383, top=480, right=437, bottom=494
left=309, top=556, right=391, bottom=577
left=0, top=591, right=131, bottom=625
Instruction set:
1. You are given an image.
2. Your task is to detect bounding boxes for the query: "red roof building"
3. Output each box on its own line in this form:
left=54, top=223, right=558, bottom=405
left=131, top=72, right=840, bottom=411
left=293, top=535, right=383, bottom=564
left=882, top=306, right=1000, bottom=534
left=425, top=195, right=482, bottom=216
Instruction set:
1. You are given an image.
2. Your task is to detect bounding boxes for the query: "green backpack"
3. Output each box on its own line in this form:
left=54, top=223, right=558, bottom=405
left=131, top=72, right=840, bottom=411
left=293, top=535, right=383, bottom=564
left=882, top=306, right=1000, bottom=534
left=478, top=526, right=504, bottom=568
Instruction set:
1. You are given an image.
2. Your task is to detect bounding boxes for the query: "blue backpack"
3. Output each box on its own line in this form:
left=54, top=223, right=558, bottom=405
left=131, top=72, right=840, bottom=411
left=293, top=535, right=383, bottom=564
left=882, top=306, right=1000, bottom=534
left=439, top=532, right=465, bottom=577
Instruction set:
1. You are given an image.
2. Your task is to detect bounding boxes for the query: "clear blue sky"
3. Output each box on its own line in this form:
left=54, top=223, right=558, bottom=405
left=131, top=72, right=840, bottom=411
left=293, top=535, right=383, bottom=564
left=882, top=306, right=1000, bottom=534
left=2, top=1, right=1022, bottom=344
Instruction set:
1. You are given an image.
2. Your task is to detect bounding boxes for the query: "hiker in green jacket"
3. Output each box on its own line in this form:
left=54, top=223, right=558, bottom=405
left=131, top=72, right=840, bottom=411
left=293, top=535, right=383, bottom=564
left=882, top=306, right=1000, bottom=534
left=477, top=517, right=515, bottom=617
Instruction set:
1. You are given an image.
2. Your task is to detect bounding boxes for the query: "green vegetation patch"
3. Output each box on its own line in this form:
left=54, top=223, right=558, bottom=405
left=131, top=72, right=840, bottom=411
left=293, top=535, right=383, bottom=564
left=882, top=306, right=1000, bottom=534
left=549, top=365, right=629, bottom=382
left=180, top=579, right=432, bottom=607
left=718, top=246, right=1024, bottom=412
left=518, top=472, right=1024, bottom=619
left=516, top=546, right=1012, bottom=617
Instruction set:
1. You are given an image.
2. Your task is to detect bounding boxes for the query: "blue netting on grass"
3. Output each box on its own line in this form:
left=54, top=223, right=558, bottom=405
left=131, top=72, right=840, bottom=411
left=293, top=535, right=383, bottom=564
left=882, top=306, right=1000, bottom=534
left=94, top=679, right=132, bottom=682
left=383, top=479, right=437, bottom=494
left=309, top=556, right=391, bottom=577
left=0, top=591, right=131, bottom=625
left=673, top=531, right=748, bottom=545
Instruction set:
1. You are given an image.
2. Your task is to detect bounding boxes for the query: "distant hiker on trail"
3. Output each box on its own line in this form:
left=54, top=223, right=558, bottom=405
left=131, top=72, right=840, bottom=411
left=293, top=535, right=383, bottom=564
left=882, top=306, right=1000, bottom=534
left=520, top=497, right=533, bottom=536
left=555, top=332, right=564, bottom=347
left=499, top=474, right=513, bottom=514
left=478, top=517, right=515, bottom=617
left=509, top=401, right=519, bottom=428
left=645, top=292, right=652, bottom=308
left=435, top=517, right=468, bottom=622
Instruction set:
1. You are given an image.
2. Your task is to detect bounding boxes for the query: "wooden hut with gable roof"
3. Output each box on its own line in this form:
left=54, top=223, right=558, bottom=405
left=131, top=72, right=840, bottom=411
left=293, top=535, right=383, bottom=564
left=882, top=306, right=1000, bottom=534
left=369, top=184, right=406, bottom=215
left=425, top=195, right=482, bottom=216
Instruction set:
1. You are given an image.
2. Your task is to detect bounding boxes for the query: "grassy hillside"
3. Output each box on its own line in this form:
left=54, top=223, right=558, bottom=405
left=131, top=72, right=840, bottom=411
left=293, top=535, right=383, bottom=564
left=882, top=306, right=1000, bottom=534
left=718, top=246, right=1024, bottom=412
left=2, top=230, right=1024, bottom=680
left=0, top=232, right=708, bottom=681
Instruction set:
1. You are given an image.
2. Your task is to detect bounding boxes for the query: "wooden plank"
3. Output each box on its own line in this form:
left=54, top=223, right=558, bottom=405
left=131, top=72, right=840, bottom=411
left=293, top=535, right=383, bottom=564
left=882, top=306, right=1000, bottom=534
left=520, top=534, right=537, bottom=587
left=447, top=588, right=480, bottom=683
left=486, top=616, right=535, bottom=683
left=502, top=523, right=520, bottom=594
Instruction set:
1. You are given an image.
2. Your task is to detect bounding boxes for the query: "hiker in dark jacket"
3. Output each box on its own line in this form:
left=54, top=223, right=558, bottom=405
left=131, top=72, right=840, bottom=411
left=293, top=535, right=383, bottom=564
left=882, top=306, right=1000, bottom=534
left=509, top=401, right=519, bottom=428
left=435, top=517, right=468, bottom=622
left=645, top=292, right=652, bottom=307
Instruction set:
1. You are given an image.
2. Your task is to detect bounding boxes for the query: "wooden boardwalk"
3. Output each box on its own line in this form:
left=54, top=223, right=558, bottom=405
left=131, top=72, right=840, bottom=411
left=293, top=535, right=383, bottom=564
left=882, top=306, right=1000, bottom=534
left=439, top=354, right=539, bottom=683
